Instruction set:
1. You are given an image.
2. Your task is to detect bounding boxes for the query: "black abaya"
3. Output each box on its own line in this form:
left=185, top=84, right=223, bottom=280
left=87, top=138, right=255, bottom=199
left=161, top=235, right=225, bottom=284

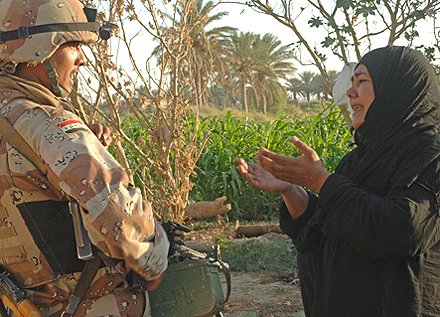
left=280, top=46, right=440, bottom=316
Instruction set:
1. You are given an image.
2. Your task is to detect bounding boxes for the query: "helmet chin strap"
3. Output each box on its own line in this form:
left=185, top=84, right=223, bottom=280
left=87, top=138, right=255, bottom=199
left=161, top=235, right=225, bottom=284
left=43, top=59, right=69, bottom=98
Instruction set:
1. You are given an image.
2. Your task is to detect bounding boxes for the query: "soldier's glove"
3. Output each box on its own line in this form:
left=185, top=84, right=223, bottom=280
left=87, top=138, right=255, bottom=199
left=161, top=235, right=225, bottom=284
left=161, top=221, right=191, bottom=257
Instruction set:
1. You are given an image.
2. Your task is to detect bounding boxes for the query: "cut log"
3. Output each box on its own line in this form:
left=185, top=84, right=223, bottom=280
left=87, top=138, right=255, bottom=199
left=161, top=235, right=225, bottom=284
left=185, top=196, right=231, bottom=220
left=236, top=224, right=283, bottom=238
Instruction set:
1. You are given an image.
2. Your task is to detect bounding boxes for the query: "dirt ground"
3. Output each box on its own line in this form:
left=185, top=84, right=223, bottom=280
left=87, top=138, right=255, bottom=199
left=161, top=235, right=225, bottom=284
left=184, top=225, right=305, bottom=317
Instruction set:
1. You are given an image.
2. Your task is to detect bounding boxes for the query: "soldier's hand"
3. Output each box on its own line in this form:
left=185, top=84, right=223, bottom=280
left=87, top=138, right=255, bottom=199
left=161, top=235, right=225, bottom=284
left=88, top=123, right=112, bottom=149
left=144, top=272, right=164, bottom=291
left=161, top=221, right=190, bottom=257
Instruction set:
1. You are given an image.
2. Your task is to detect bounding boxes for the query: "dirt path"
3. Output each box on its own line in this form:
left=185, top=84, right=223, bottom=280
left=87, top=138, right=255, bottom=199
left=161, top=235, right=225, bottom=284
left=222, top=272, right=304, bottom=317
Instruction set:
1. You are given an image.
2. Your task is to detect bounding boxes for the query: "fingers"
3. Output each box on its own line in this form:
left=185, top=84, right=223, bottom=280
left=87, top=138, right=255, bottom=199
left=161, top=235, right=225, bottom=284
left=88, top=123, right=102, bottom=136
left=144, top=272, right=164, bottom=291
left=291, top=136, right=317, bottom=159
left=234, top=157, right=263, bottom=188
left=234, top=157, right=250, bottom=178
left=256, top=147, right=289, bottom=174
left=100, top=126, right=112, bottom=147
left=88, top=123, right=112, bottom=148
left=234, top=157, right=248, bottom=169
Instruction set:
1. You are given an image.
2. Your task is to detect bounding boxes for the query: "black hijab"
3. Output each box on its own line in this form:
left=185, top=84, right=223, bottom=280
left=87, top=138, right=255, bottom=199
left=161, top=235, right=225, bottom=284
left=294, top=46, right=440, bottom=253
left=338, top=46, right=440, bottom=195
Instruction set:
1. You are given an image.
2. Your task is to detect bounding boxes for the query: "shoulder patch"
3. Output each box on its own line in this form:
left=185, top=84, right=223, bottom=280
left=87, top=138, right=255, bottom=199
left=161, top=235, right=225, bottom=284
left=57, top=119, right=90, bottom=134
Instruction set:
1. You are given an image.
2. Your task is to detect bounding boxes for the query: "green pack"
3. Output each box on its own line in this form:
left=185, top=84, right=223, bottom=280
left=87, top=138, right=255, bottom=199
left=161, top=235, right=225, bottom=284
left=149, top=252, right=230, bottom=317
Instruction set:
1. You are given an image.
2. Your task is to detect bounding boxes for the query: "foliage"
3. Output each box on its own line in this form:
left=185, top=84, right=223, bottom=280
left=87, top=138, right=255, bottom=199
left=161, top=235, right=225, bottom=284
left=221, top=233, right=297, bottom=272
left=189, top=106, right=352, bottom=220
left=116, top=106, right=351, bottom=221
left=220, top=31, right=296, bottom=114
left=75, top=0, right=212, bottom=222
left=244, top=0, right=440, bottom=127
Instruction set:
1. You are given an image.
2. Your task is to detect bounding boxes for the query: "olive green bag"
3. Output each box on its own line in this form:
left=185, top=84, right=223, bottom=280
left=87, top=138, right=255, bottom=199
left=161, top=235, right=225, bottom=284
left=149, top=247, right=231, bottom=317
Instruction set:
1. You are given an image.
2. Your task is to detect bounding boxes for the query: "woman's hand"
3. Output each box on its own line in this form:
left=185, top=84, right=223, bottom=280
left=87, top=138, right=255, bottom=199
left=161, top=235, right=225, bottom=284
left=88, top=123, right=112, bottom=149
left=256, top=136, right=331, bottom=193
left=233, top=157, right=291, bottom=193
left=234, top=156, right=310, bottom=219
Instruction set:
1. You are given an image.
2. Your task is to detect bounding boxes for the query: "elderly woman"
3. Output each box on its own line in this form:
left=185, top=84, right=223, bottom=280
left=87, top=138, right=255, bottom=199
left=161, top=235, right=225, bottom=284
left=235, top=46, right=440, bottom=316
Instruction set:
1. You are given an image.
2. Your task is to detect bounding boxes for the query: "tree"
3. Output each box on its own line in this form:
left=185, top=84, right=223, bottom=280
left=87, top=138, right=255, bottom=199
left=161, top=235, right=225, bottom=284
left=286, top=77, right=302, bottom=101
left=74, top=0, right=214, bottom=222
left=242, top=0, right=440, bottom=126
left=179, top=0, right=237, bottom=110
left=298, top=71, right=316, bottom=102
left=252, top=33, right=296, bottom=114
left=312, top=70, right=340, bottom=100
left=229, top=31, right=261, bottom=112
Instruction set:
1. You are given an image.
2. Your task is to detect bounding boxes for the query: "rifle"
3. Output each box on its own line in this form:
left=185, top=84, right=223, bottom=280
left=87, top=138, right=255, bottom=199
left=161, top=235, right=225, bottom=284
left=0, top=270, right=43, bottom=317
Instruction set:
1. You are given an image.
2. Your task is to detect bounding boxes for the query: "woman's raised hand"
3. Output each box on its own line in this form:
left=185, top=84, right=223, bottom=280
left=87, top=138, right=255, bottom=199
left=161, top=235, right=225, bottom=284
left=233, top=157, right=291, bottom=194
left=256, top=136, right=330, bottom=193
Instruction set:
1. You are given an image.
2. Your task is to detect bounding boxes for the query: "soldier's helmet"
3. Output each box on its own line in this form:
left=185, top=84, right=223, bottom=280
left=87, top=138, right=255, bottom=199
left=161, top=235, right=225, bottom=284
left=0, top=0, right=101, bottom=63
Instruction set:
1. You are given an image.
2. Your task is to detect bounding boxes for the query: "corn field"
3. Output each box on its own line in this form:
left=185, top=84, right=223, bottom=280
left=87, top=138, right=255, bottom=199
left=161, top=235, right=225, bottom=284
left=117, top=106, right=352, bottom=221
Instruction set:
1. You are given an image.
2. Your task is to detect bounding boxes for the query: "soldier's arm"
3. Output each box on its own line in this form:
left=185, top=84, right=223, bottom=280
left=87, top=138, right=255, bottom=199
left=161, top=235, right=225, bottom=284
left=14, top=106, right=169, bottom=281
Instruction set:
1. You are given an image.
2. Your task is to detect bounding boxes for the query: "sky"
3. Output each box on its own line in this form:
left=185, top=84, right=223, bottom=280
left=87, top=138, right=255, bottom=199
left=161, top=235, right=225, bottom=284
left=98, top=0, right=438, bottom=94
left=210, top=1, right=347, bottom=73
left=107, top=0, right=347, bottom=81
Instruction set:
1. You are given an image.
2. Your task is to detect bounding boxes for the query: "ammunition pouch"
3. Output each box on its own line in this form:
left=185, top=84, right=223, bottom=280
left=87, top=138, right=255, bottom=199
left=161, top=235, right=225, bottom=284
left=16, top=200, right=86, bottom=275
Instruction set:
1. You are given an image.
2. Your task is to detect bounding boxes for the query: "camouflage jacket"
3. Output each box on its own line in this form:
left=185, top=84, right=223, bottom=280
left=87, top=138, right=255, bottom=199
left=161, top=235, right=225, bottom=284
left=0, top=74, right=169, bottom=316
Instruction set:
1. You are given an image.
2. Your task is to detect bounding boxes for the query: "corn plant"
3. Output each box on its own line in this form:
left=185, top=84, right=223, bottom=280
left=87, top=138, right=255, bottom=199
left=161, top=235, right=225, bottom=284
left=118, top=107, right=351, bottom=221
left=190, top=107, right=352, bottom=220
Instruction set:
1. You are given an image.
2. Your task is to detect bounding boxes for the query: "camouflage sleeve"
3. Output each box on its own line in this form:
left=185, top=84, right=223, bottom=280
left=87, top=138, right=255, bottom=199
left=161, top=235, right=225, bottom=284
left=14, top=105, right=169, bottom=281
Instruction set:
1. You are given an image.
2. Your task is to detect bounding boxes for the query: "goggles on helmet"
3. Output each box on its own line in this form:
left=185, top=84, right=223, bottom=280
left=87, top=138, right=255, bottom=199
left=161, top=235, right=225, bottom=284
left=0, top=6, right=117, bottom=44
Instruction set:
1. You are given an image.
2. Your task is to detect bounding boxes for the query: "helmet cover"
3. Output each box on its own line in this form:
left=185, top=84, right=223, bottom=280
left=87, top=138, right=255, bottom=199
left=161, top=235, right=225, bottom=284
left=0, top=0, right=99, bottom=63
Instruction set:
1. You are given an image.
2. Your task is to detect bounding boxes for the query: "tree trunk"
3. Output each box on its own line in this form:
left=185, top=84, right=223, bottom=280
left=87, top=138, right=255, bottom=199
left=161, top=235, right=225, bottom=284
left=235, top=224, right=284, bottom=237
left=261, top=92, right=267, bottom=114
left=339, top=104, right=352, bottom=129
left=240, top=75, right=248, bottom=112
left=185, top=196, right=231, bottom=220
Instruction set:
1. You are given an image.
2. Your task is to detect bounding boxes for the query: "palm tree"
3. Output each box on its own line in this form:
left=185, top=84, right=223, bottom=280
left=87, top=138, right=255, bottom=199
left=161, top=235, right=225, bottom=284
left=252, top=33, right=296, bottom=114
left=286, top=77, right=302, bottom=101
left=154, top=0, right=236, bottom=108
left=184, top=0, right=237, bottom=109
left=298, top=71, right=316, bottom=102
left=311, top=70, right=340, bottom=100
left=228, top=31, right=261, bottom=112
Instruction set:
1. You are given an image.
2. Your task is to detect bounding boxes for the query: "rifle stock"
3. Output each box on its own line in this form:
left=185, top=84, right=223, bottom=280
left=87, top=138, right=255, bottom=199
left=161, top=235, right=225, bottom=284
left=0, top=272, right=42, bottom=317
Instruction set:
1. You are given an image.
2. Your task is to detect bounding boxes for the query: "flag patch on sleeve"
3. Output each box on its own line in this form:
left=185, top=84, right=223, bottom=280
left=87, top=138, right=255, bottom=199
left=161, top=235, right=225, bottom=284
left=57, top=119, right=89, bottom=134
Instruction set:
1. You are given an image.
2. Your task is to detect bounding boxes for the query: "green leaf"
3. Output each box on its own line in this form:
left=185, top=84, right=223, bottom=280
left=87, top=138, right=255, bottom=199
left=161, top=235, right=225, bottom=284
left=321, top=36, right=336, bottom=48
left=308, top=17, right=323, bottom=28
left=410, top=10, right=426, bottom=19
left=355, top=6, right=376, bottom=17
left=336, top=0, right=354, bottom=10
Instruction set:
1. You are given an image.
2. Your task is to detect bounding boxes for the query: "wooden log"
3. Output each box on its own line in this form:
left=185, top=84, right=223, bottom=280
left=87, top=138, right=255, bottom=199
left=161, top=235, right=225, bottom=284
left=235, top=224, right=284, bottom=238
left=185, top=196, right=231, bottom=220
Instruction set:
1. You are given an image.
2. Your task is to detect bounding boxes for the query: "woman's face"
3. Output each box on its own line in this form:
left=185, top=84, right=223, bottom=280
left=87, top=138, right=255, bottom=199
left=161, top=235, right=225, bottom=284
left=346, top=64, right=375, bottom=129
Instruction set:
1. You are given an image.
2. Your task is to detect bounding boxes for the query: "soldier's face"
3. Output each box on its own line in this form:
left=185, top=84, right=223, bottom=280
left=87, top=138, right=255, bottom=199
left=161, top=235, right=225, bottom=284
left=50, top=41, right=87, bottom=93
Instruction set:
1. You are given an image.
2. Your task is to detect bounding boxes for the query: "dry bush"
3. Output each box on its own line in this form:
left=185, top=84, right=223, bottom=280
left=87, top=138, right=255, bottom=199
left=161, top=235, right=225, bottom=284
left=71, top=0, right=213, bottom=222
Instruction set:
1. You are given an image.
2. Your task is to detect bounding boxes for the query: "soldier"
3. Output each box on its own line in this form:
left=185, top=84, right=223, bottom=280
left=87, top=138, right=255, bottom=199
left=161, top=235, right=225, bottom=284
left=0, top=0, right=169, bottom=316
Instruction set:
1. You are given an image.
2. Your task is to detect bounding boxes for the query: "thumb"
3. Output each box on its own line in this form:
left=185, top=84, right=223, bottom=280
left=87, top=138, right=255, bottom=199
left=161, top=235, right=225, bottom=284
left=292, top=136, right=316, bottom=158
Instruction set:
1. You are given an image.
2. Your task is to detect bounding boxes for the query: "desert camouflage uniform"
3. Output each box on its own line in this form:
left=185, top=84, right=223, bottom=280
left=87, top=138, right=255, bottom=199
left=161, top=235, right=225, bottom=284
left=0, top=74, right=170, bottom=317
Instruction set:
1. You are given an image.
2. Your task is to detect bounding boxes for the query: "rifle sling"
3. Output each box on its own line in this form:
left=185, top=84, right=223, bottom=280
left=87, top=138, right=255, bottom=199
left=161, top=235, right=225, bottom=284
left=61, top=255, right=102, bottom=317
